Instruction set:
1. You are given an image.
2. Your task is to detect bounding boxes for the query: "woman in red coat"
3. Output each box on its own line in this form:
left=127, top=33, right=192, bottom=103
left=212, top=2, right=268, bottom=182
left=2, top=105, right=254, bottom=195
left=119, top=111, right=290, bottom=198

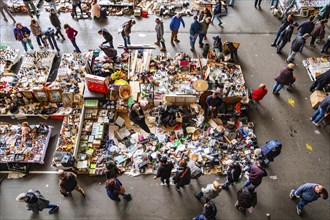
left=251, top=84, right=268, bottom=101
left=63, top=24, right=81, bottom=53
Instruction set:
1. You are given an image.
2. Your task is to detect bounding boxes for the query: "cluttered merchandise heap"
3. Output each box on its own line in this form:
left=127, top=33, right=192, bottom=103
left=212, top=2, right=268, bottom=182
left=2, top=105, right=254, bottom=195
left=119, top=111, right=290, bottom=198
left=1, top=40, right=262, bottom=177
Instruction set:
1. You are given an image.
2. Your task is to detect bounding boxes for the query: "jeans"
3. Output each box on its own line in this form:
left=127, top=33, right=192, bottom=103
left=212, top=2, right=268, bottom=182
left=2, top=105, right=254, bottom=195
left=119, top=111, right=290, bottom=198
left=198, top=33, right=206, bottom=46
left=70, top=38, right=81, bottom=53
left=49, top=1, right=57, bottom=11
left=254, top=0, right=262, bottom=7
left=21, top=39, right=34, bottom=52
left=211, top=14, right=222, bottom=24
left=277, top=38, right=288, bottom=52
left=310, top=36, right=317, bottom=45
left=243, top=178, right=260, bottom=190
left=270, top=0, right=279, bottom=8
left=273, top=81, right=284, bottom=94
left=46, top=204, right=57, bottom=209
left=287, top=50, right=298, bottom=62
left=122, top=36, right=131, bottom=48
left=72, top=3, right=83, bottom=17
left=190, top=35, right=197, bottom=49
left=297, top=199, right=309, bottom=209
left=44, top=33, right=60, bottom=51
left=322, top=39, right=330, bottom=52
left=23, top=1, right=38, bottom=17
left=0, top=5, right=16, bottom=22
left=273, top=31, right=281, bottom=45
left=36, top=34, right=46, bottom=47
left=195, top=191, right=210, bottom=202
left=311, top=106, right=325, bottom=123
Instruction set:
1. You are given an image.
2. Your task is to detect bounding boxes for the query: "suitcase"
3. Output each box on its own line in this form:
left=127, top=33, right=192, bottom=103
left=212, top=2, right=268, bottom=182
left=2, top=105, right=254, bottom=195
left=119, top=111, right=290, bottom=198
left=228, top=0, right=235, bottom=6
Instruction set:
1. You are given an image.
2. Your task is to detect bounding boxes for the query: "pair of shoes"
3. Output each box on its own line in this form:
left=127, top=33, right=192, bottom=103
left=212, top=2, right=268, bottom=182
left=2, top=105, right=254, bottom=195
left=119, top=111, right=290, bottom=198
left=271, top=43, right=276, bottom=47
left=310, top=117, right=313, bottom=121
left=171, top=42, right=175, bottom=46
left=48, top=206, right=59, bottom=214
left=289, top=190, right=295, bottom=199
left=320, top=50, right=325, bottom=53
left=258, top=5, right=261, bottom=9
left=174, top=39, right=180, bottom=43
left=175, top=186, right=180, bottom=192
left=160, top=47, right=166, bottom=52
left=154, top=41, right=160, bottom=46
left=190, top=48, right=195, bottom=52
left=218, top=22, right=222, bottom=26
left=273, top=92, right=280, bottom=95
left=160, top=182, right=166, bottom=186
left=312, top=121, right=320, bottom=127
left=3, top=18, right=8, bottom=22
left=296, top=206, right=302, bottom=215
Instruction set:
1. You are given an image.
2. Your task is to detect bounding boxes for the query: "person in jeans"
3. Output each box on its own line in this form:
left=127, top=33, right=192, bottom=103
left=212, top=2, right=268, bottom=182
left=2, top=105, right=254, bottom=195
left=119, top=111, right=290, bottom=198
left=64, top=24, right=81, bottom=53
left=154, top=156, right=173, bottom=186
left=16, top=189, right=59, bottom=214
left=321, top=34, right=330, bottom=53
left=310, top=20, right=326, bottom=47
left=169, top=13, right=185, bottom=46
left=154, top=18, right=166, bottom=52
left=49, top=9, right=65, bottom=40
left=23, top=0, right=39, bottom=17
left=286, top=33, right=310, bottom=63
left=30, top=18, right=46, bottom=49
left=276, top=22, right=298, bottom=54
left=271, top=14, right=293, bottom=47
left=310, top=95, right=330, bottom=127
left=195, top=180, right=222, bottom=202
left=13, top=23, right=34, bottom=52
left=235, top=185, right=257, bottom=213
left=189, top=15, right=200, bottom=52
left=273, top=63, right=295, bottom=95
left=290, top=183, right=328, bottom=215
left=198, top=17, right=211, bottom=48
left=121, top=19, right=135, bottom=49
left=212, top=1, right=223, bottom=26
left=0, top=0, right=16, bottom=23
left=72, top=0, right=83, bottom=18
left=58, top=169, right=85, bottom=198
left=221, top=160, right=241, bottom=190
left=243, top=160, right=267, bottom=190
left=41, top=27, right=60, bottom=52
left=297, top=16, right=315, bottom=36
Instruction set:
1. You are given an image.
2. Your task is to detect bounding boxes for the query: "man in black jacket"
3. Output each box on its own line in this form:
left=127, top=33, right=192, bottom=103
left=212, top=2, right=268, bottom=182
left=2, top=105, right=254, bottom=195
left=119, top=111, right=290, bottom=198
left=276, top=22, right=298, bottom=54
left=98, top=28, right=114, bottom=48
left=271, top=14, right=293, bottom=46
left=297, top=16, right=315, bottom=36
left=222, top=160, right=241, bottom=190
left=286, top=33, right=310, bottom=63
left=235, top=186, right=257, bottom=213
left=154, top=156, right=173, bottom=186
left=310, top=69, right=330, bottom=92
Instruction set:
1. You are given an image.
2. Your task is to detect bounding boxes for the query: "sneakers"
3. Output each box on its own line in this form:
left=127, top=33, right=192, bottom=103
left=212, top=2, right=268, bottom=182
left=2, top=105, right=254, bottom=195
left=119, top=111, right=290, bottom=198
left=309, top=117, right=313, bottom=121
left=289, top=190, right=295, bottom=199
left=154, top=41, right=160, bottom=46
left=3, top=18, right=8, bottom=22
left=194, top=193, right=201, bottom=200
left=174, top=39, right=180, bottom=43
left=296, top=206, right=302, bottom=215
left=271, top=43, right=276, bottom=47
left=190, top=48, right=195, bottom=52
left=171, top=42, right=175, bottom=46
left=312, top=121, right=320, bottom=127
left=160, top=47, right=166, bottom=52
left=48, top=206, right=59, bottom=214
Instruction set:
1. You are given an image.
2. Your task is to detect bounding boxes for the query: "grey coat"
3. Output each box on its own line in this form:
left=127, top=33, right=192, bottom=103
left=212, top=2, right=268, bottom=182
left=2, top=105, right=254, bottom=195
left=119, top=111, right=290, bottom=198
left=201, top=184, right=222, bottom=200
left=155, top=21, right=164, bottom=39
left=26, top=189, right=50, bottom=214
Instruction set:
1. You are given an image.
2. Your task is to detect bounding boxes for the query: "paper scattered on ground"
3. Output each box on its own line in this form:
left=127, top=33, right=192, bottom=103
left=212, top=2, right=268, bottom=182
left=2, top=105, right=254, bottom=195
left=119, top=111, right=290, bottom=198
left=269, top=175, right=278, bottom=180
left=306, top=143, right=313, bottom=151
left=314, top=130, right=320, bottom=135
left=288, top=98, right=295, bottom=107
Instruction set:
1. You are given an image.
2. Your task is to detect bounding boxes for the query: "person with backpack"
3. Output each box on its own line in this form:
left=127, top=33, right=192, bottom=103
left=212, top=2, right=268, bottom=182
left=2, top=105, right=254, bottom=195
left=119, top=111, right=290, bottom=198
left=16, top=189, right=59, bottom=214
left=235, top=185, right=257, bottom=213
left=121, top=19, right=136, bottom=49
left=195, top=180, right=222, bottom=202
left=154, top=156, right=173, bottom=186
left=98, top=28, right=113, bottom=48
left=105, top=160, right=121, bottom=179
left=290, top=183, right=328, bottom=215
left=212, top=1, right=223, bottom=26
left=13, top=23, right=34, bottom=52
left=49, top=8, right=65, bottom=40
left=105, top=178, right=131, bottom=202
left=173, top=159, right=191, bottom=192
left=193, top=201, right=217, bottom=220
left=64, top=24, right=81, bottom=53
left=221, top=160, right=241, bottom=190
left=58, top=169, right=85, bottom=198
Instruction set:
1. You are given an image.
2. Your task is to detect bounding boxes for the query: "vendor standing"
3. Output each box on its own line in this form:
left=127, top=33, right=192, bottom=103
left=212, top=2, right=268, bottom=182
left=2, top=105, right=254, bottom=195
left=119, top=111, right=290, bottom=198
left=206, top=92, right=224, bottom=118
left=129, top=103, right=151, bottom=133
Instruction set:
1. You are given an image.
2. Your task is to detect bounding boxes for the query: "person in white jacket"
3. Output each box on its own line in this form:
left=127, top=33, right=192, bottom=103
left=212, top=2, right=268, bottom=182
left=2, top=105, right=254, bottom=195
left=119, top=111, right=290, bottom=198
left=194, top=180, right=222, bottom=202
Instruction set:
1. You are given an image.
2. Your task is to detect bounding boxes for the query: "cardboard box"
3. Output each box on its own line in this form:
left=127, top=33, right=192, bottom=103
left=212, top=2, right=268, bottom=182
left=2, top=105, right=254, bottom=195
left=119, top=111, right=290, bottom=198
left=310, top=90, right=327, bottom=109
left=85, top=74, right=109, bottom=93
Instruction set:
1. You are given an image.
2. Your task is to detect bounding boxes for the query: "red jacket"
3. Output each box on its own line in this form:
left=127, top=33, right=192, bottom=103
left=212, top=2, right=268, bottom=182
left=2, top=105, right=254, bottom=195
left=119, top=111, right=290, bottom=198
left=65, top=27, right=78, bottom=40
left=252, top=87, right=268, bottom=101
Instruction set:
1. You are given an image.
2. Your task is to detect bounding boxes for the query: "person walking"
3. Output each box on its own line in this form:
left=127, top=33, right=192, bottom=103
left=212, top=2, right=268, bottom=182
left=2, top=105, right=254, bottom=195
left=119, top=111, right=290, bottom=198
left=98, top=28, right=113, bottom=48
left=235, top=185, right=257, bottom=213
left=23, top=0, right=39, bottom=17
left=198, top=17, right=211, bottom=48
left=250, top=84, right=268, bottom=102
left=173, top=159, right=191, bottom=192
left=0, top=0, right=16, bottom=23
left=212, top=1, right=223, bottom=26
left=49, top=9, right=65, bottom=40
left=310, top=20, right=326, bottom=48
left=310, top=69, right=330, bottom=92
left=271, top=14, right=293, bottom=47
left=64, top=24, right=81, bottom=53
left=193, top=201, right=217, bottom=220
left=91, top=0, right=101, bottom=18
left=14, top=23, right=34, bottom=52
left=276, top=22, right=297, bottom=54
left=199, top=7, right=212, bottom=22
left=153, top=156, right=173, bottom=186
left=121, top=19, right=135, bottom=49
left=71, top=0, right=83, bottom=19
left=129, top=102, right=151, bottom=134
left=189, top=15, right=200, bottom=52
left=270, top=0, right=279, bottom=9
left=321, top=34, right=330, bottom=53
left=297, top=16, right=315, bottom=36
left=154, top=18, right=166, bottom=52
left=41, top=27, right=60, bottom=52
left=30, top=18, right=46, bottom=49
left=16, top=189, right=59, bottom=214
left=105, top=160, right=121, bottom=179
left=169, top=13, right=185, bottom=46
left=58, top=169, right=85, bottom=198
left=290, top=183, right=328, bottom=215
left=105, top=178, right=131, bottom=202
left=195, top=180, right=222, bottom=202
left=243, top=160, right=267, bottom=190
left=286, top=33, right=310, bottom=63
left=221, top=160, right=242, bottom=190
left=273, top=63, right=295, bottom=95
left=310, top=95, right=330, bottom=127
left=254, top=0, right=262, bottom=9
left=206, top=92, right=224, bottom=118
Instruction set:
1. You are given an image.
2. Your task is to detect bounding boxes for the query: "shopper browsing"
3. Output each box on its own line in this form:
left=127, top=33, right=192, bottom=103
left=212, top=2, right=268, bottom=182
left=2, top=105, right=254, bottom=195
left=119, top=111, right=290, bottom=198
left=13, top=23, right=34, bottom=52
left=169, top=13, right=185, bottom=46
left=63, top=24, right=81, bottom=53
left=98, top=28, right=114, bottom=48
left=49, top=9, right=65, bottom=41
left=195, top=180, right=222, bottom=202
left=58, top=169, right=85, bottom=198
left=30, top=19, right=46, bottom=49
left=121, top=19, right=136, bottom=50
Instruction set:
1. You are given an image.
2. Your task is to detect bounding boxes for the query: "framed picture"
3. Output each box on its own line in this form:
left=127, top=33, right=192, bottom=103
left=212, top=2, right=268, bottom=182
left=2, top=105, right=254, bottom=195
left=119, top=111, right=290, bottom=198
left=47, top=89, right=62, bottom=103
left=21, top=90, right=34, bottom=99
left=62, top=92, right=73, bottom=107
left=33, top=88, right=48, bottom=102
left=73, top=93, right=82, bottom=103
